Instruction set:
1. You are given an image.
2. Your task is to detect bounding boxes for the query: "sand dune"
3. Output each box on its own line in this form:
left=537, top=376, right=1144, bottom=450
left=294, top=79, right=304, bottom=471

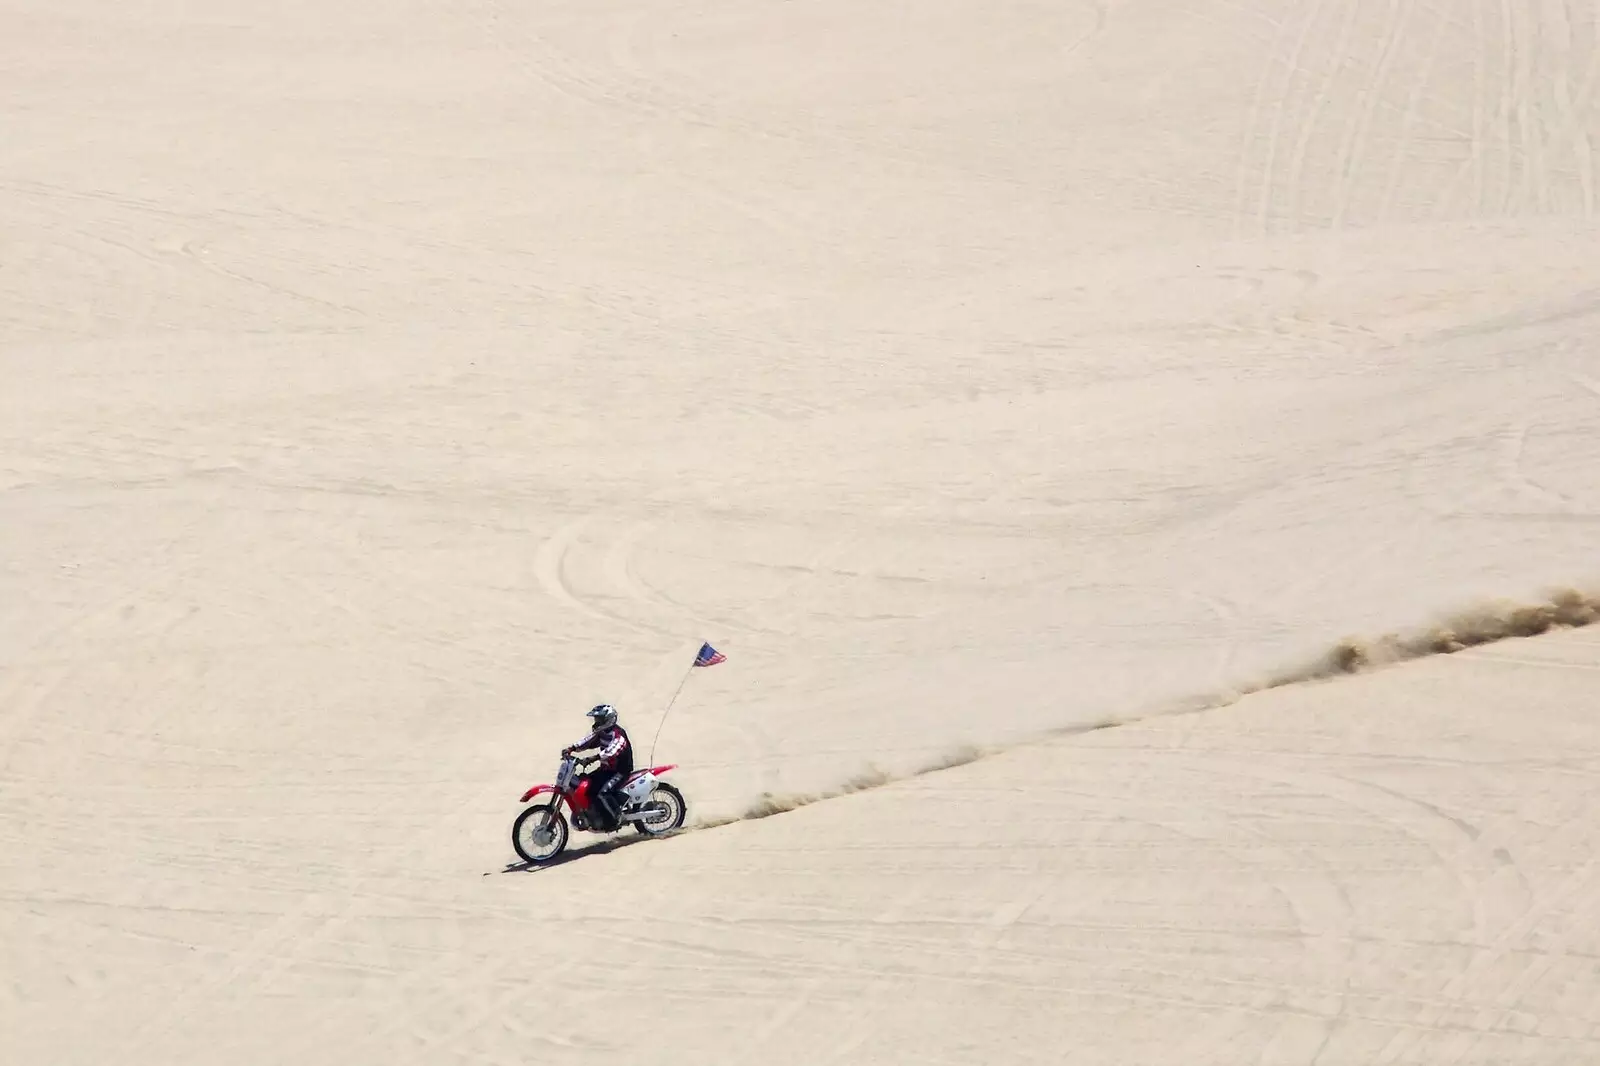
left=5, top=1, right=1600, bottom=1063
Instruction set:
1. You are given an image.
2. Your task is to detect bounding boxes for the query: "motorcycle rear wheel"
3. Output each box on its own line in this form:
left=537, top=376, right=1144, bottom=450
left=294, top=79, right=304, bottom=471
left=633, top=783, right=687, bottom=836
left=512, top=803, right=569, bottom=864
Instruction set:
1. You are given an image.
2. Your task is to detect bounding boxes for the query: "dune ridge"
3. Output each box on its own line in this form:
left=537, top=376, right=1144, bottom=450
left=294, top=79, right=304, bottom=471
left=692, top=585, right=1600, bottom=828
left=1257, top=586, right=1600, bottom=685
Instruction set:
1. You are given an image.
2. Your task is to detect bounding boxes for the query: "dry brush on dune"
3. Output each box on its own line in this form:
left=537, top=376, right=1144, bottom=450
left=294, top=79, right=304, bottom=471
left=690, top=586, right=1600, bottom=831
left=1255, top=586, right=1600, bottom=688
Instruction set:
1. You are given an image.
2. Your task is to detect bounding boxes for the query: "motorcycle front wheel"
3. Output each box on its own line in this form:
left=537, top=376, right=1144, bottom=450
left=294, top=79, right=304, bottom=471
left=512, top=803, right=569, bottom=864
left=633, top=783, right=687, bottom=836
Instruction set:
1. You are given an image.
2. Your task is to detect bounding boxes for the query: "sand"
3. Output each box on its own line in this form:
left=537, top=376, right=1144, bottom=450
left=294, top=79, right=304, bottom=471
left=5, top=1, right=1600, bottom=1063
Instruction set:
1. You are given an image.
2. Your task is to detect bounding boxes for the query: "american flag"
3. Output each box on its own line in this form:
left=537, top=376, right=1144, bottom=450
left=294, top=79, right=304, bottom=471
left=693, top=642, right=726, bottom=667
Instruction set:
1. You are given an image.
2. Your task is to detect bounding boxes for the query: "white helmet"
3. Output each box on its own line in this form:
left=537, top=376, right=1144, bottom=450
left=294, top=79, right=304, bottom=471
left=586, top=703, right=618, bottom=731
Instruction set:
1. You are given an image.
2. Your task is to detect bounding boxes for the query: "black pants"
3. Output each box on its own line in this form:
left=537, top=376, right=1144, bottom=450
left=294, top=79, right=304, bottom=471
left=586, top=770, right=623, bottom=821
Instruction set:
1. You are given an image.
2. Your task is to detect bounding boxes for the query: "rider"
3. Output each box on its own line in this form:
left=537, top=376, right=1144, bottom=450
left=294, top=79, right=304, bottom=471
left=562, top=703, right=634, bottom=827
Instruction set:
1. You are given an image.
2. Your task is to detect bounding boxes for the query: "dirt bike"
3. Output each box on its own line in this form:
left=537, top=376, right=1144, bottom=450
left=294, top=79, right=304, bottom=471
left=511, top=754, right=687, bottom=864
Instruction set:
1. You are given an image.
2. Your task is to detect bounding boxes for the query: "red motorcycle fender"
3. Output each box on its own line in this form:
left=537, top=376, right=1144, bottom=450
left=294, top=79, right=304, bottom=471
left=624, top=765, right=677, bottom=788
left=519, top=784, right=558, bottom=803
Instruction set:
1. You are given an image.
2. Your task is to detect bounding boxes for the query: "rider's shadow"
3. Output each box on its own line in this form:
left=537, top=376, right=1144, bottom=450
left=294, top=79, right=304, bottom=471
left=498, top=831, right=674, bottom=873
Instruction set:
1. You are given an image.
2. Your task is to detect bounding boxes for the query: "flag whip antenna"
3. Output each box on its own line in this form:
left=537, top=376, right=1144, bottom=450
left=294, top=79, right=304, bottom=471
left=647, top=641, right=724, bottom=765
